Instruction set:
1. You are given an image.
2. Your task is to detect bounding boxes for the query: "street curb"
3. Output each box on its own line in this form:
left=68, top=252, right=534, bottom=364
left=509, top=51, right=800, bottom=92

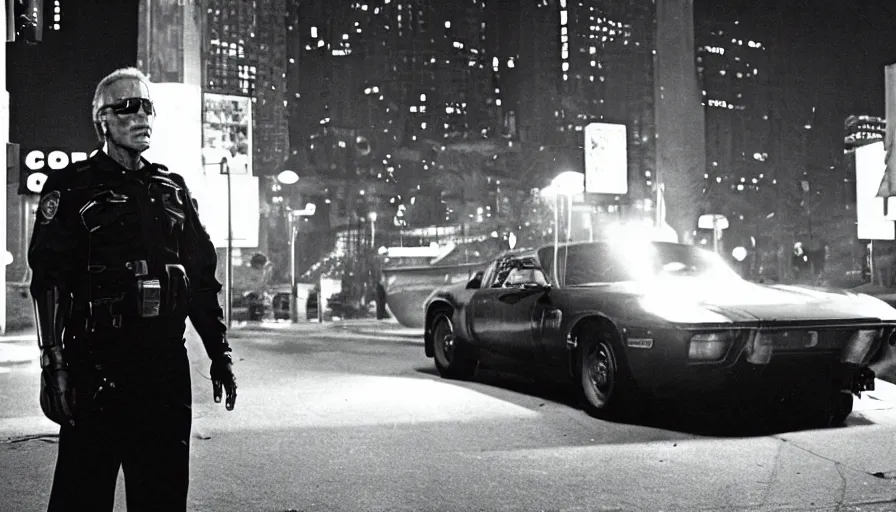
left=0, top=345, right=37, bottom=365
left=342, top=328, right=423, bottom=339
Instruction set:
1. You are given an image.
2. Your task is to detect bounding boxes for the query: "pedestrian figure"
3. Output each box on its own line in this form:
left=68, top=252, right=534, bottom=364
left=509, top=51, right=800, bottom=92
left=28, top=67, right=237, bottom=512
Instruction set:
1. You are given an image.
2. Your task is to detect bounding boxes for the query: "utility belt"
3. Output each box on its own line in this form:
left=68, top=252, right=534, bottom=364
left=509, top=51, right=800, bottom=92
left=78, top=260, right=190, bottom=334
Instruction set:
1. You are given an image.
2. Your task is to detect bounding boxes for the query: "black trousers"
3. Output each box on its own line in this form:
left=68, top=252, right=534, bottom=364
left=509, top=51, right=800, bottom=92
left=47, top=346, right=192, bottom=512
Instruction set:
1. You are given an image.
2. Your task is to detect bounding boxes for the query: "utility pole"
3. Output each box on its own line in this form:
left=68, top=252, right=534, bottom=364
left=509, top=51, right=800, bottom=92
left=222, top=160, right=233, bottom=328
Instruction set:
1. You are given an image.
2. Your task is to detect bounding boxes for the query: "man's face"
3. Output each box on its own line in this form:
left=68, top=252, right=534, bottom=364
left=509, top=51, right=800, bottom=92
left=99, top=78, right=154, bottom=153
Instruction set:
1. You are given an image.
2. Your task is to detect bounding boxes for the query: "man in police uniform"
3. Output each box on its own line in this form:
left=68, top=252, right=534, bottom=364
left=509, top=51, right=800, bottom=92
left=28, top=67, right=237, bottom=511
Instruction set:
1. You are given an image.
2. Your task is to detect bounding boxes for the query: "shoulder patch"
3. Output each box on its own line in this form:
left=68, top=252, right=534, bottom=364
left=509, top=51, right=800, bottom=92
left=39, top=190, right=61, bottom=224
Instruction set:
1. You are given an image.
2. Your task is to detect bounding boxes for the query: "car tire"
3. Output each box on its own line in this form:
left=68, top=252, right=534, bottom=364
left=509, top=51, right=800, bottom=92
left=825, top=391, right=854, bottom=427
left=431, top=311, right=476, bottom=380
left=578, top=336, right=633, bottom=418
left=796, top=390, right=854, bottom=429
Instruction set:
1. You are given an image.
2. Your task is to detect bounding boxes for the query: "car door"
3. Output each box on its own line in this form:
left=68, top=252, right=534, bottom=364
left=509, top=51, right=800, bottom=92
left=484, top=258, right=552, bottom=362
left=468, top=258, right=506, bottom=346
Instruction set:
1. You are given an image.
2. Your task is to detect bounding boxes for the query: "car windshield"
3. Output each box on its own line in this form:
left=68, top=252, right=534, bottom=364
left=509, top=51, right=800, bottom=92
left=542, top=242, right=740, bottom=286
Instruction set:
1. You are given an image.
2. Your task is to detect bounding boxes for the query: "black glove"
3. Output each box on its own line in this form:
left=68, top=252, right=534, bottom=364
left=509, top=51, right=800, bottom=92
left=210, top=355, right=237, bottom=411
left=40, top=368, right=75, bottom=427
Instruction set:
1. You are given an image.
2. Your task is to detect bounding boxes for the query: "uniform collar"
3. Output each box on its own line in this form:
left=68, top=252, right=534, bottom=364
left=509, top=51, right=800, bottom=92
left=92, top=148, right=154, bottom=173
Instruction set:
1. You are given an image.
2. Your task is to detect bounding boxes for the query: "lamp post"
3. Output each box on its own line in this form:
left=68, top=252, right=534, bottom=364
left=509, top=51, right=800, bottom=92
left=368, top=211, right=378, bottom=248
left=541, top=171, right=585, bottom=286
left=200, top=159, right=233, bottom=327
left=286, top=202, right=316, bottom=323
left=552, top=171, right=585, bottom=243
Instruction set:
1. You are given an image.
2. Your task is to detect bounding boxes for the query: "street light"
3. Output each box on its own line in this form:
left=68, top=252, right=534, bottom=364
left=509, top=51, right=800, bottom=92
left=200, top=159, right=234, bottom=327
left=277, top=169, right=299, bottom=185
left=286, top=202, right=317, bottom=323
left=541, top=171, right=585, bottom=284
left=368, top=211, right=378, bottom=248
left=552, top=171, right=585, bottom=243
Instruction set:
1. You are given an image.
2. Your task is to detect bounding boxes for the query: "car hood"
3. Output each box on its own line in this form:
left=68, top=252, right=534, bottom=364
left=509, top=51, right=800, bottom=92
left=601, top=278, right=896, bottom=324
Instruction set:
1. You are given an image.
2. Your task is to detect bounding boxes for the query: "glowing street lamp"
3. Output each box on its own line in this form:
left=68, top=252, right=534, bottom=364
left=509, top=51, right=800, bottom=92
left=541, top=171, right=585, bottom=284
left=286, top=202, right=317, bottom=323
left=368, top=211, right=378, bottom=247
left=277, top=169, right=299, bottom=185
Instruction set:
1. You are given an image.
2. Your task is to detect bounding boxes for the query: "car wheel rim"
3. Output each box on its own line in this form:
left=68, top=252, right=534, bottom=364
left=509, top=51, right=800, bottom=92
left=587, top=342, right=615, bottom=397
left=434, top=315, right=455, bottom=364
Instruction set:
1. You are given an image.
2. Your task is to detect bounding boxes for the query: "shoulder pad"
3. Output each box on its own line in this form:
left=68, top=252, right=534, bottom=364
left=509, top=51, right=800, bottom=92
left=71, top=160, right=92, bottom=173
left=149, top=163, right=171, bottom=174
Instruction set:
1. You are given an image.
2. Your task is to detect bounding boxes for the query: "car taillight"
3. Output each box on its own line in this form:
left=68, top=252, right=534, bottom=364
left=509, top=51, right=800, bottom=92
left=842, top=329, right=880, bottom=365
left=688, top=332, right=732, bottom=361
left=744, top=332, right=774, bottom=364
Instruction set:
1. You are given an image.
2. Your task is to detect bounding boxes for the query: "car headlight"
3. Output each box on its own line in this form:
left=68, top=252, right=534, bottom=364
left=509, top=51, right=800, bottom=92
left=688, top=331, right=733, bottom=361
left=842, top=329, right=881, bottom=365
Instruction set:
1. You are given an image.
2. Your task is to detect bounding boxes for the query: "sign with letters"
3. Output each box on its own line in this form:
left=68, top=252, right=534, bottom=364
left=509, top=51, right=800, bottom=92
left=19, top=148, right=99, bottom=195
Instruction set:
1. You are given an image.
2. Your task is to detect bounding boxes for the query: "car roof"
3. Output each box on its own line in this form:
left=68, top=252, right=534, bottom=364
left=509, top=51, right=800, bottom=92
left=493, top=239, right=694, bottom=263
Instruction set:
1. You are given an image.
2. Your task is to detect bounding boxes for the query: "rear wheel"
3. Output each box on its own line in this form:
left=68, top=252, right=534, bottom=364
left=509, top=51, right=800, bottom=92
left=817, top=391, right=854, bottom=428
left=789, top=390, right=855, bottom=429
left=431, top=311, right=475, bottom=380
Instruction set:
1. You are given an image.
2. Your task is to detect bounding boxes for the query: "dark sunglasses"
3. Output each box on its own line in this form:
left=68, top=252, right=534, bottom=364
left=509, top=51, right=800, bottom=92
left=101, top=97, right=155, bottom=116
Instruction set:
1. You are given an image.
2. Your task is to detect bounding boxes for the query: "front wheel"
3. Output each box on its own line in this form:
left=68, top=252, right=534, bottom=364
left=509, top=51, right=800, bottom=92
left=578, top=337, right=633, bottom=417
left=431, top=312, right=475, bottom=380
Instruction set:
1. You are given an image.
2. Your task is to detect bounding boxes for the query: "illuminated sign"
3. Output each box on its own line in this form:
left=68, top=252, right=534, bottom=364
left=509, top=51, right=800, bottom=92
left=20, top=148, right=100, bottom=194
left=584, top=122, right=628, bottom=195
left=25, top=149, right=97, bottom=171
left=202, top=93, right=253, bottom=176
left=855, top=142, right=895, bottom=240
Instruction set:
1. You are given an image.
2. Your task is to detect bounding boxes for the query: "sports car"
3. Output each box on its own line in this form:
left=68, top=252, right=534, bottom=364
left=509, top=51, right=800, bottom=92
left=422, top=240, right=896, bottom=426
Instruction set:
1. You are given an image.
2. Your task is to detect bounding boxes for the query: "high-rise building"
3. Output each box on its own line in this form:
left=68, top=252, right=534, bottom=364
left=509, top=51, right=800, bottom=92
left=696, top=18, right=772, bottom=208
left=289, top=1, right=499, bottom=174
left=500, top=0, right=657, bottom=200
left=205, top=0, right=289, bottom=177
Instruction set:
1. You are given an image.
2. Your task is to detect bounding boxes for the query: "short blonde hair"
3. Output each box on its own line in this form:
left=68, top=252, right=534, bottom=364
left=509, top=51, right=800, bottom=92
left=91, top=67, right=151, bottom=123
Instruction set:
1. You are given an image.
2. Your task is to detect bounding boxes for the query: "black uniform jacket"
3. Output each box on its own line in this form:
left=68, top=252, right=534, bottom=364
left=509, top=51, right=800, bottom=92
left=27, top=151, right=230, bottom=362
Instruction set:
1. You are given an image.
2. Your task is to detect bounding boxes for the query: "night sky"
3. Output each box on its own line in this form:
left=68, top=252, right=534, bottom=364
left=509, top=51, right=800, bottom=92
left=697, top=0, right=896, bottom=145
left=8, top=0, right=896, bottom=169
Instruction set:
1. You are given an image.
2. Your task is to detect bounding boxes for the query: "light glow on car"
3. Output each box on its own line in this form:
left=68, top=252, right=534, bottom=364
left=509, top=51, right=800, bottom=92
left=848, top=293, right=896, bottom=322
left=640, top=294, right=733, bottom=324
left=688, top=332, right=732, bottom=361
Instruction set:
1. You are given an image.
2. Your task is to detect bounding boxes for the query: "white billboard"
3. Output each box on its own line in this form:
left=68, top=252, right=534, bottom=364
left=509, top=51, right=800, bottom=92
left=856, top=141, right=896, bottom=240
left=202, top=93, right=252, bottom=176
left=191, top=173, right=260, bottom=249
left=142, top=82, right=203, bottom=187
left=141, top=84, right=258, bottom=249
left=584, top=122, right=628, bottom=195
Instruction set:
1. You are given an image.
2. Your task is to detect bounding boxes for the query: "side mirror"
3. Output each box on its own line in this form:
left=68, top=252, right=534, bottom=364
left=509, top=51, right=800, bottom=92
left=466, top=271, right=484, bottom=289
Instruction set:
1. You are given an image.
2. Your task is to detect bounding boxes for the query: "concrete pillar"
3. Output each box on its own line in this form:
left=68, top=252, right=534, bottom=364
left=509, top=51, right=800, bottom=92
left=0, top=0, right=9, bottom=334
left=654, top=0, right=707, bottom=240
left=137, top=0, right=203, bottom=189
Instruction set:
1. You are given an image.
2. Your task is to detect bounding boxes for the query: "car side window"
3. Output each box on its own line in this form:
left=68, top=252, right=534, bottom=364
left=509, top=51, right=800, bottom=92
left=479, top=261, right=498, bottom=288
left=491, top=257, right=515, bottom=288
left=502, top=267, right=549, bottom=288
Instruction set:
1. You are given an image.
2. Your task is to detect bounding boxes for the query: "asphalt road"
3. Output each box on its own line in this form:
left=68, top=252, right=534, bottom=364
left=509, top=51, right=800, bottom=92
left=3, top=323, right=896, bottom=512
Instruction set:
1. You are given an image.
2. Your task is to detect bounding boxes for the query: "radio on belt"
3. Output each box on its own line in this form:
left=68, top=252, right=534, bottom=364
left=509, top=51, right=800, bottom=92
left=129, top=259, right=161, bottom=318
left=137, top=279, right=162, bottom=317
